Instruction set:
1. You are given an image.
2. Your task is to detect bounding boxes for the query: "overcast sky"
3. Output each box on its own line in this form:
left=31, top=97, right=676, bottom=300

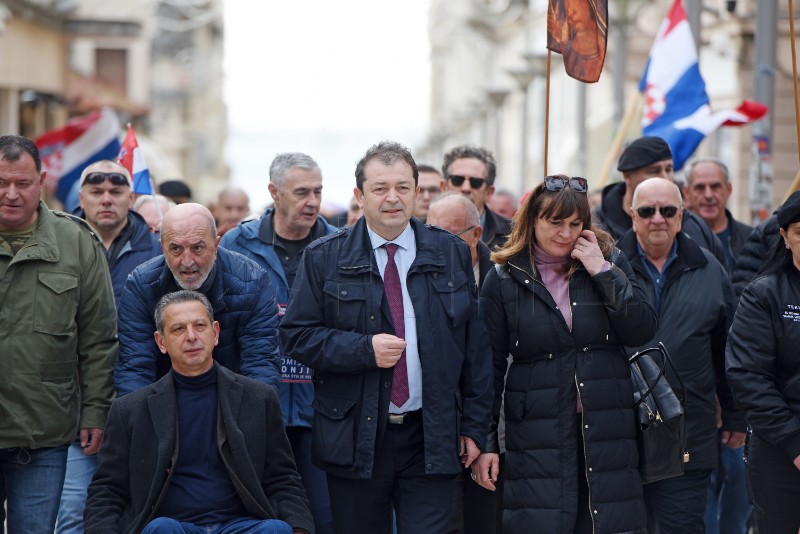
left=223, top=0, right=431, bottom=210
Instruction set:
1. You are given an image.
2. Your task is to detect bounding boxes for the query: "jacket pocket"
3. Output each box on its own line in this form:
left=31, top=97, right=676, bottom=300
left=312, top=395, right=358, bottom=467
left=34, top=271, right=79, bottom=335
left=322, top=281, right=366, bottom=331
left=432, top=271, right=471, bottom=327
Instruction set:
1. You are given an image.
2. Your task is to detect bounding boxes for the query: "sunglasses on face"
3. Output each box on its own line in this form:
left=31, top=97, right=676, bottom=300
left=83, top=172, right=130, bottom=187
left=635, top=205, right=680, bottom=219
left=544, top=175, right=588, bottom=193
left=448, top=175, right=486, bottom=189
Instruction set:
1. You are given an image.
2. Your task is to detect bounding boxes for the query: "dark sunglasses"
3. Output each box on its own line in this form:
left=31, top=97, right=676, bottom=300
left=448, top=175, right=486, bottom=189
left=83, top=172, right=130, bottom=187
left=635, top=205, right=680, bottom=219
left=544, top=175, right=588, bottom=193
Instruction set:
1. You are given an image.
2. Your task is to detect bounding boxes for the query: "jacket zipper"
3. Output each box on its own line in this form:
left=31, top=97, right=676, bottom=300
left=577, top=374, right=596, bottom=534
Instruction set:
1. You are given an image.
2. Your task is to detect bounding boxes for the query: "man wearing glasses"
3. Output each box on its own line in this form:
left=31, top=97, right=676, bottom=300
left=58, top=160, right=163, bottom=534
left=617, top=178, right=745, bottom=534
left=426, top=193, right=492, bottom=290
left=413, top=164, right=443, bottom=223
left=593, top=136, right=728, bottom=270
left=442, top=145, right=511, bottom=250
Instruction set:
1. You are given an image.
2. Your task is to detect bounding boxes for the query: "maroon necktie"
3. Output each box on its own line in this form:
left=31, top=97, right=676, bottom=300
left=383, top=243, right=409, bottom=407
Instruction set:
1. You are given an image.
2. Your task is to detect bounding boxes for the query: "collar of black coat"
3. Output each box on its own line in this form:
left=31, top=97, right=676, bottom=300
left=617, top=229, right=709, bottom=274
left=335, top=216, right=447, bottom=275
left=257, top=208, right=331, bottom=246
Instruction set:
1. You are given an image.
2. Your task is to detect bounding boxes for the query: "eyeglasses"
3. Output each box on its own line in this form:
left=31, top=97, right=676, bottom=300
left=418, top=186, right=441, bottom=196
left=448, top=175, right=487, bottom=189
left=634, top=205, right=680, bottom=219
left=82, top=172, right=130, bottom=187
left=454, top=225, right=476, bottom=237
left=544, top=175, right=588, bottom=193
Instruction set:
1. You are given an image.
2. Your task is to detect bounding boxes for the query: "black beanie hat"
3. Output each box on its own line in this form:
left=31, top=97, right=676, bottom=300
left=617, top=136, right=673, bottom=172
left=778, top=191, right=800, bottom=229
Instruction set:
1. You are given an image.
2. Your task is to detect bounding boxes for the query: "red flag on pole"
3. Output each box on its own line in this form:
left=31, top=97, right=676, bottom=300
left=547, top=0, right=609, bottom=83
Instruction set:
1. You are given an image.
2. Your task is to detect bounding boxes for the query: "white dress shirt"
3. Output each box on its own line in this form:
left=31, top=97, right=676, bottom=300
left=367, top=223, right=422, bottom=413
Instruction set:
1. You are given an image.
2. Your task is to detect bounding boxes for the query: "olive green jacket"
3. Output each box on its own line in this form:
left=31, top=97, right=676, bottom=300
left=0, top=202, right=118, bottom=449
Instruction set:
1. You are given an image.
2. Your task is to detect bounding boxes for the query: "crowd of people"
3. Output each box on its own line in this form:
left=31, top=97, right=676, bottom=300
left=1, top=131, right=799, bottom=534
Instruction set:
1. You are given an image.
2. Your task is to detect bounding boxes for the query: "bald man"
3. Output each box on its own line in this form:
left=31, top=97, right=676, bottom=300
left=616, top=179, right=744, bottom=534
left=215, top=186, right=251, bottom=236
left=427, top=194, right=492, bottom=288
left=115, top=203, right=282, bottom=396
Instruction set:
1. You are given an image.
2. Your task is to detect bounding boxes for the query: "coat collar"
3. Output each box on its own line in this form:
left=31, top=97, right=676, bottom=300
left=336, top=217, right=446, bottom=275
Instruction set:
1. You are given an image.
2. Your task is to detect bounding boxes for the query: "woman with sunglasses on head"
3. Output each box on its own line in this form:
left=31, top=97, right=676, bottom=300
left=472, top=175, right=657, bottom=534
left=726, top=191, right=800, bottom=534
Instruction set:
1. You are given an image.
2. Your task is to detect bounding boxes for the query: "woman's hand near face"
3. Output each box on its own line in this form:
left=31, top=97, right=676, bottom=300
left=571, top=229, right=607, bottom=276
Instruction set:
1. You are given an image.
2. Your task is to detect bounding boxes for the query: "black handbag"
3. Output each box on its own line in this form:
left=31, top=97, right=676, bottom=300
left=629, top=342, right=689, bottom=484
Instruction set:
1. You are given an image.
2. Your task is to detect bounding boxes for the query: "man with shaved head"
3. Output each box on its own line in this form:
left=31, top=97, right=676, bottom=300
left=215, top=186, right=251, bottom=236
left=115, top=203, right=281, bottom=396
left=616, top=178, right=744, bottom=534
left=426, top=193, right=492, bottom=289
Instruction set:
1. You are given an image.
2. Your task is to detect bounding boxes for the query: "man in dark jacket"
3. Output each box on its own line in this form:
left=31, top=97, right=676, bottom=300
left=426, top=193, right=493, bottom=291
left=731, top=213, right=781, bottom=296
left=85, top=290, right=313, bottom=534
left=618, top=178, right=746, bottom=534
left=685, top=158, right=753, bottom=272
left=221, top=152, right=337, bottom=534
left=593, top=136, right=728, bottom=270
left=442, top=145, right=511, bottom=250
left=684, top=157, right=753, bottom=532
left=58, top=160, right=163, bottom=534
left=281, top=141, right=493, bottom=534
left=115, top=203, right=281, bottom=396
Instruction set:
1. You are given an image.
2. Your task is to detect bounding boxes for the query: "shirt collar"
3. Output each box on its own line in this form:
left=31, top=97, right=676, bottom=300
left=367, top=222, right=415, bottom=252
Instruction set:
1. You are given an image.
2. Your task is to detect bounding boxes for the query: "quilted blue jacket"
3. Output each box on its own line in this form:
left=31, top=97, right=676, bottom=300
left=115, top=246, right=281, bottom=395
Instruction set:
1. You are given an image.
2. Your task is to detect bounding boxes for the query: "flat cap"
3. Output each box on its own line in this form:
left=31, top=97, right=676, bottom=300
left=778, top=191, right=800, bottom=229
left=159, top=180, right=192, bottom=199
left=617, top=136, right=673, bottom=172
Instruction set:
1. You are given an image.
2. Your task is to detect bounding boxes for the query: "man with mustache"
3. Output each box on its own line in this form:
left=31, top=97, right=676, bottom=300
left=115, top=203, right=281, bottom=396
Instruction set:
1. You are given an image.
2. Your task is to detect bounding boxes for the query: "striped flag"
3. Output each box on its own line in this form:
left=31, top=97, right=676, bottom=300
left=640, top=0, right=767, bottom=169
left=117, top=124, right=153, bottom=195
left=35, top=107, right=121, bottom=204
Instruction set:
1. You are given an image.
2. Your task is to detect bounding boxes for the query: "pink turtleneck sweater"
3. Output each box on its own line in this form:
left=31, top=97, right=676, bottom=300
left=533, top=243, right=572, bottom=331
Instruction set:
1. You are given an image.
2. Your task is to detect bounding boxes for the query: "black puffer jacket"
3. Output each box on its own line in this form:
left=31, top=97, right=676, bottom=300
left=480, top=248, right=657, bottom=534
left=727, top=263, right=800, bottom=460
left=731, top=213, right=780, bottom=297
left=618, top=231, right=745, bottom=471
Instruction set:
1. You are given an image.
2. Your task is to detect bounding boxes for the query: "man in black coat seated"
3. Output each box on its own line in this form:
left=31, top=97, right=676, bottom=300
left=85, top=291, right=313, bottom=534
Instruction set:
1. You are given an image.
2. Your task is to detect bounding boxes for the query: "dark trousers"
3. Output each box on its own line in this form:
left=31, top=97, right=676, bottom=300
left=448, top=454, right=505, bottom=534
left=644, top=468, right=712, bottom=534
left=747, top=433, right=800, bottom=534
left=326, top=413, right=457, bottom=534
left=286, top=426, right=333, bottom=534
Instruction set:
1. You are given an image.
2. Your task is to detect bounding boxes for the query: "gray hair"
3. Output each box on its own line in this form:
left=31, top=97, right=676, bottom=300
left=430, top=192, right=480, bottom=227
left=134, top=194, right=175, bottom=211
left=269, top=153, right=319, bottom=190
left=154, top=290, right=214, bottom=335
left=685, top=158, right=730, bottom=185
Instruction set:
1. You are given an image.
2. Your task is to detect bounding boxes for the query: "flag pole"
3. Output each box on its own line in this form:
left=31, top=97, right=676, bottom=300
left=544, top=50, right=552, bottom=178
left=789, top=0, right=800, bottom=169
left=596, top=92, right=642, bottom=188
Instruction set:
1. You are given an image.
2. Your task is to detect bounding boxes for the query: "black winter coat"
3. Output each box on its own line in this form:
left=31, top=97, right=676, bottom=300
left=727, top=264, right=800, bottom=460
left=731, top=213, right=780, bottom=297
left=281, top=218, right=493, bottom=479
left=618, top=231, right=745, bottom=471
left=480, top=248, right=657, bottom=534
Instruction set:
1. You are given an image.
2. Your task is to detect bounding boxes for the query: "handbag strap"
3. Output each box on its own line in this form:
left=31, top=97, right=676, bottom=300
left=629, top=342, right=686, bottom=407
